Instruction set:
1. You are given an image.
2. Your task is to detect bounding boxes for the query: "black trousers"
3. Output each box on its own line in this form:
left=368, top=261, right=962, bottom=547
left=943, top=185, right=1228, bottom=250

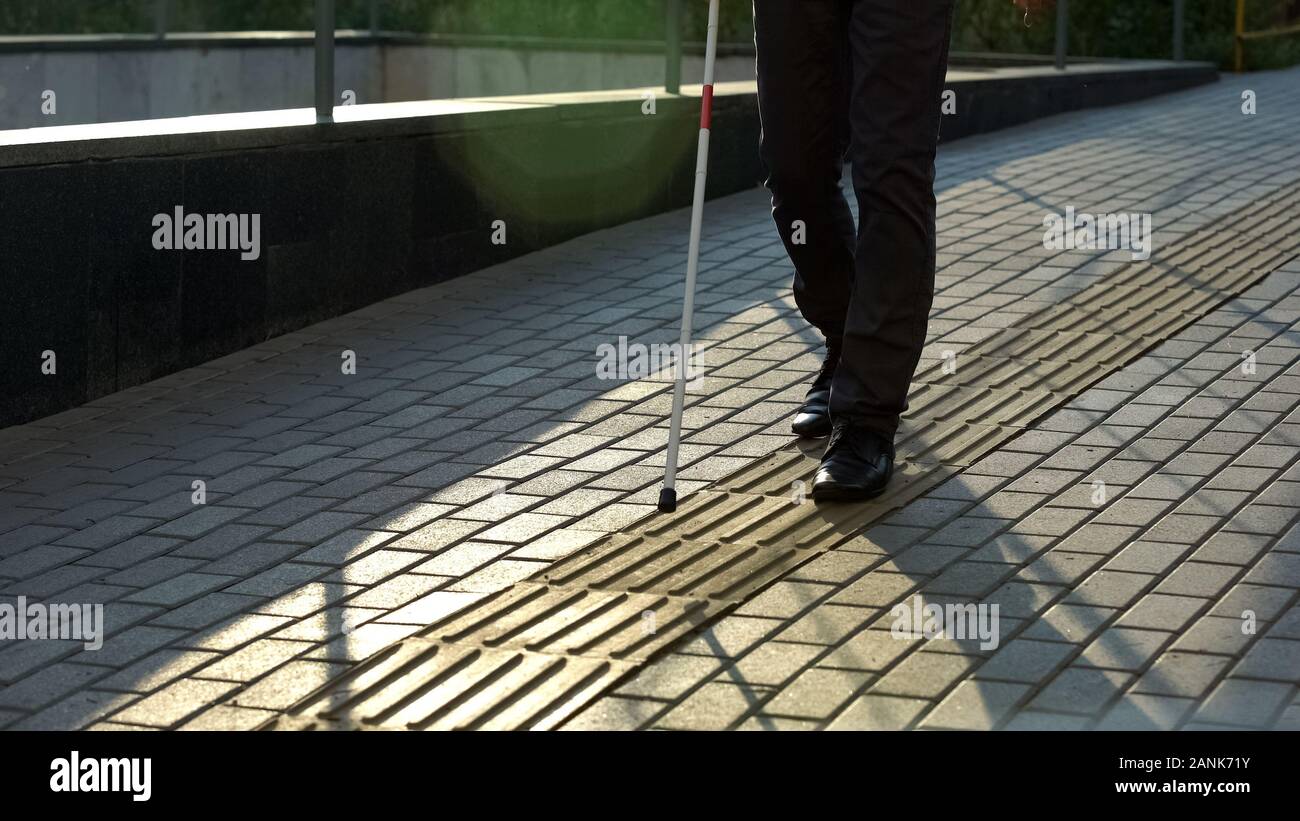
left=754, top=0, right=955, bottom=440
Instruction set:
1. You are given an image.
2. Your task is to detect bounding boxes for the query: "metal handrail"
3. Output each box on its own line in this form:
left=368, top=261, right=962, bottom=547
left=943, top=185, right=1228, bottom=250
left=146, top=0, right=1202, bottom=74
left=142, top=0, right=1194, bottom=96
left=302, top=0, right=1230, bottom=122
left=1174, top=0, right=1185, bottom=61
left=665, top=0, right=683, bottom=93
left=1055, top=0, right=1068, bottom=69
left=316, top=0, right=334, bottom=123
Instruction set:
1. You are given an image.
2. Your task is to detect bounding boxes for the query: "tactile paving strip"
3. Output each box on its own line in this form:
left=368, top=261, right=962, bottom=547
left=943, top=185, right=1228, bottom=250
left=269, top=183, right=1300, bottom=730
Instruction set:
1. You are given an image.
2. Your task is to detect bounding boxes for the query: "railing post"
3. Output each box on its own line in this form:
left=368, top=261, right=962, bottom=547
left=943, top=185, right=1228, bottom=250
left=1054, top=0, right=1068, bottom=70
left=1173, top=0, right=1185, bottom=61
left=1235, top=0, right=1246, bottom=73
left=154, top=0, right=168, bottom=40
left=666, top=0, right=683, bottom=94
left=316, top=0, right=335, bottom=123
left=370, top=0, right=380, bottom=37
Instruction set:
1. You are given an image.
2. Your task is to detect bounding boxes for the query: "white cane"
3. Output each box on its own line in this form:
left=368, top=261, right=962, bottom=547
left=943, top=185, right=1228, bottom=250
left=659, top=0, right=721, bottom=514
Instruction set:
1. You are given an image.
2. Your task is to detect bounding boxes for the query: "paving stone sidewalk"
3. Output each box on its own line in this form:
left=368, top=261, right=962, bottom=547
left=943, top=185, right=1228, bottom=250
left=2, top=69, right=1299, bottom=730
left=568, top=262, right=1300, bottom=730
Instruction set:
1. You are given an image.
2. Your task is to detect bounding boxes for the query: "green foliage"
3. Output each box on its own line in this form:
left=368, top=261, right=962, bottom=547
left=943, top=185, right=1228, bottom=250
left=954, top=0, right=1300, bottom=70
left=1, top=0, right=1296, bottom=70
left=0, top=0, right=153, bottom=34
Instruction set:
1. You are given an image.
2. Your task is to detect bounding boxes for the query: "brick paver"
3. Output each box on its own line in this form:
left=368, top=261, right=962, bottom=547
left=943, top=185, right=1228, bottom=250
left=2, top=69, right=1300, bottom=730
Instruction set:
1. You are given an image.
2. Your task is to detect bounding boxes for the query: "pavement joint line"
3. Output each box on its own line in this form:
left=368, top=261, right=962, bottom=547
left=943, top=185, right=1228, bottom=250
left=266, top=180, right=1300, bottom=731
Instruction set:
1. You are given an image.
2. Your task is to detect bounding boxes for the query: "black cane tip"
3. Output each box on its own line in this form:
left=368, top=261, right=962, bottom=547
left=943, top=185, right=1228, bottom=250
left=657, top=487, right=677, bottom=513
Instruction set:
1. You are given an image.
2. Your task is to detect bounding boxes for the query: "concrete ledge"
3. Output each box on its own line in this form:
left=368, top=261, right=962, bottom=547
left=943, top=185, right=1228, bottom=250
left=0, top=58, right=1218, bottom=169
left=0, top=29, right=1209, bottom=130
left=940, top=60, right=1220, bottom=140
left=0, top=60, right=1218, bottom=429
left=0, top=32, right=763, bottom=129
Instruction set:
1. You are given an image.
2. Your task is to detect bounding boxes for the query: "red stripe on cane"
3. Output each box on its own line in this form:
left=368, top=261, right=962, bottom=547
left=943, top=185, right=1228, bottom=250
left=700, top=84, right=714, bottom=130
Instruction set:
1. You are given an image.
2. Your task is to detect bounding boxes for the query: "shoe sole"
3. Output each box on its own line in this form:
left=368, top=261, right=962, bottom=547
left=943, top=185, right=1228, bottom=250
left=811, top=482, right=888, bottom=502
left=792, top=426, right=831, bottom=439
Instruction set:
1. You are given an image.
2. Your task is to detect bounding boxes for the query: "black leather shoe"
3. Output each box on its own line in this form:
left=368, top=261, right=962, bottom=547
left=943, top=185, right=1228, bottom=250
left=791, top=340, right=841, bottom=438
left=811, top=421, right=894, bottom=500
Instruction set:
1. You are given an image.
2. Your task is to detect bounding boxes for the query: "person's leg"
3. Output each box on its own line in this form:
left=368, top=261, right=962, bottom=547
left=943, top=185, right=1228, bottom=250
left=831, top=0, right=956, bottom=442
left=753, top=0, right=856, bottom=345
left=812, top=0, right=954, bottom=500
